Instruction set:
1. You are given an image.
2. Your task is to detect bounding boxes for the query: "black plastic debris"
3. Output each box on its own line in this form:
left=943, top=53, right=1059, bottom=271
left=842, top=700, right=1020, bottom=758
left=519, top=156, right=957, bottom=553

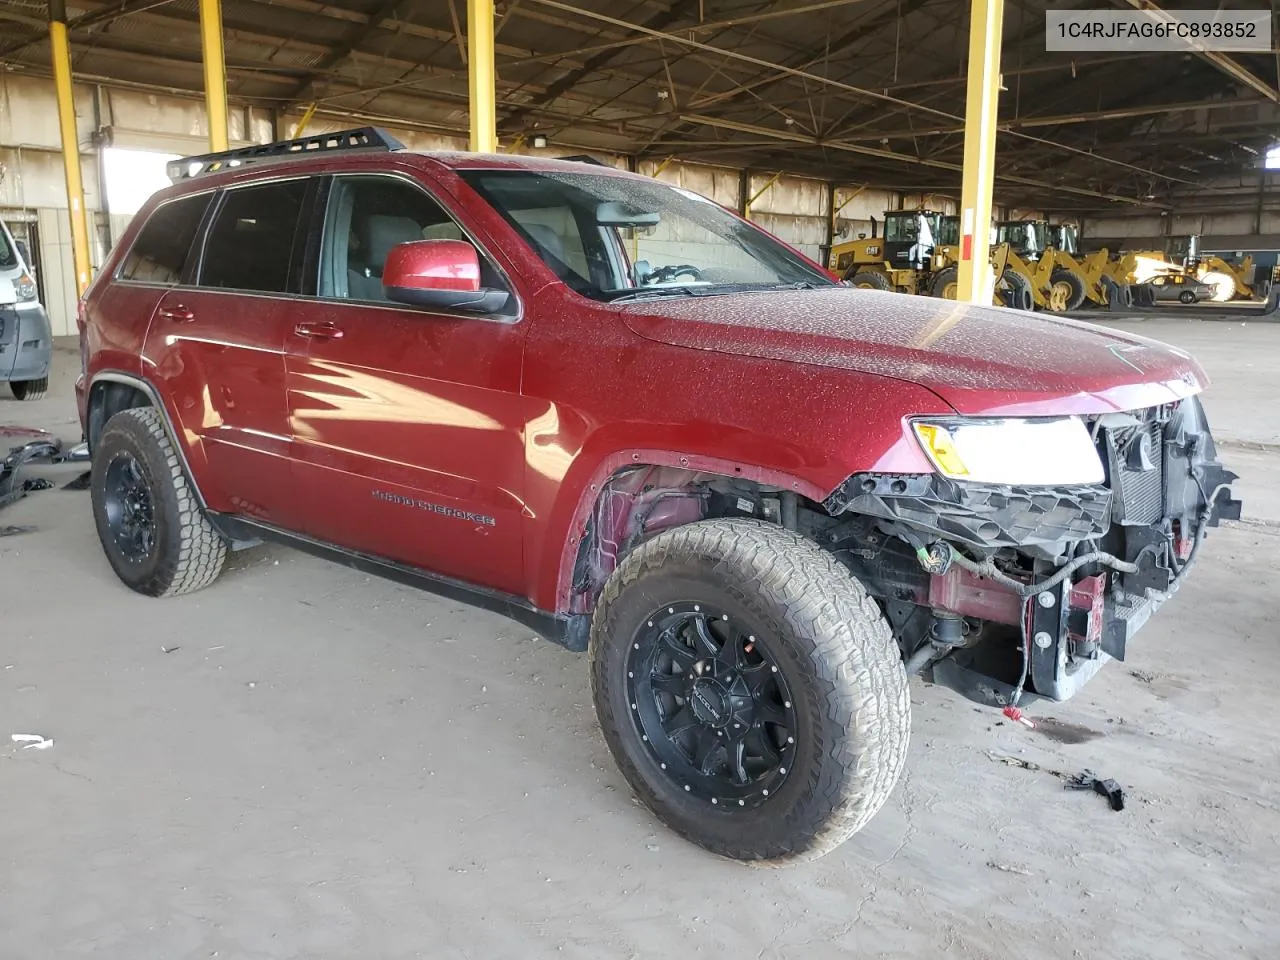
left=1065, top=769, right=1125, bottom=811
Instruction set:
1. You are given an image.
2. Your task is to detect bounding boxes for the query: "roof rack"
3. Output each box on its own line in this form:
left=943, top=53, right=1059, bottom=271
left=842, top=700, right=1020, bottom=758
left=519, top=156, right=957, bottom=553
left=558, top=154, right=609, bottom=166
left=166, top=126, right=405, bottom=182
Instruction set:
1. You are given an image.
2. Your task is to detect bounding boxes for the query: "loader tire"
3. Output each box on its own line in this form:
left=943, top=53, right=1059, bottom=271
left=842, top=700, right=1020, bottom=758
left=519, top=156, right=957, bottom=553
left=847, top=269, right=893, bottom=291
left=1050, top=269, right=1087, bottom=310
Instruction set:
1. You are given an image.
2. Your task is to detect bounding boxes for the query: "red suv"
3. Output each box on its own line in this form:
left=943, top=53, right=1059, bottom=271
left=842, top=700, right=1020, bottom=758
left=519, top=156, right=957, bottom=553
left=77, top=128, right=1240, bottom=862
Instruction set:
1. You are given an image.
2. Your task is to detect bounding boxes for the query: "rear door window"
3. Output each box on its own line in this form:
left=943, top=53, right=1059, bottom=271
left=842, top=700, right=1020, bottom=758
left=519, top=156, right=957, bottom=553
left=199, top=180, right=308, bottom=293
left=119, top=193, right=213, bottom=284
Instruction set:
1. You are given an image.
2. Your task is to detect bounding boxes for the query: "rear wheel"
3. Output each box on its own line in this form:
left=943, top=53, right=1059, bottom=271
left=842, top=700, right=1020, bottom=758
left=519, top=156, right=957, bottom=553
left=1178, top=289, right=1196, bottom=304
left=590, top=519, right=910, bottom=862
left=10, top=377, right=47, bottom=401
left=91, top=407, right=227, bottom=597
left=930, top=266, right=959, bottom=299
left=847, top=269, right=893, bottom=291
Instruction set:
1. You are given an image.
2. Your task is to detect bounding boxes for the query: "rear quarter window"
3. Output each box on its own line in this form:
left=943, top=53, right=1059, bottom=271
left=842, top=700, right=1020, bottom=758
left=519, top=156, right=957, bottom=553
left=119, top=193, right=213, bottom=284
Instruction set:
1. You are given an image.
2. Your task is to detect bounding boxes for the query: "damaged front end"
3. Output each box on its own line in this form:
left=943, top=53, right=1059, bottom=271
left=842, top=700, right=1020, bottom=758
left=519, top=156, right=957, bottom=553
left=822, top=396, right=1241, bottom=707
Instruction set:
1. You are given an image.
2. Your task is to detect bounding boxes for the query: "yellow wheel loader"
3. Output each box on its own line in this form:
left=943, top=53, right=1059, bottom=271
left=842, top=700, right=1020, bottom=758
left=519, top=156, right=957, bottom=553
left=829, top=210, right=948, bottom=295
left=1169, top=236, right=1268, bottom=302
left=1047, top=223, right=1117, bottom=308
left=924, top=216, right=1037, bottom=310
left=993, top=219, right=1087, bottom=312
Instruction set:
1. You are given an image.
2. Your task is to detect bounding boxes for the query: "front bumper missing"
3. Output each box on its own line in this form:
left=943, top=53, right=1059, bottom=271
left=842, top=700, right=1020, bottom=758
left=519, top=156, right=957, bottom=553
left=832, top=397, right=1241, bottom=705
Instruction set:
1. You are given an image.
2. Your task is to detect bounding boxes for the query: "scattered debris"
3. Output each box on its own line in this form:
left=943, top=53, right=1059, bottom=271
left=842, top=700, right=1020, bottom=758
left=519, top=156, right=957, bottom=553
left=0, top=430, right=90, bottom=511
left=10, top=733, right=54, bottom=750
left=0, top=525, right=35, bottom=537
left=1066, top=770, right=1126, bottom=811
left=1130, top=669, right=1157, bottom=684
left=161, top=645, right=180, bottom=654
left=987, top=860, right=1033, bottom=876
left=1002, top=705, right=1035, bottom=728
left=986, top=751, right=1043, bottom=772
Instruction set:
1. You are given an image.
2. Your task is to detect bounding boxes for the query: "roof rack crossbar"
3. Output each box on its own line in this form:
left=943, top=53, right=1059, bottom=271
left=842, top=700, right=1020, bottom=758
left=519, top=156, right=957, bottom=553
left=166, top=126, right=405, bottom=182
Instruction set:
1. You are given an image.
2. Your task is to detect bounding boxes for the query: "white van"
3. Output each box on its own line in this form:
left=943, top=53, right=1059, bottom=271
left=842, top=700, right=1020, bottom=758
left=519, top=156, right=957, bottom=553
left=0, top=218, right=52, bottom=400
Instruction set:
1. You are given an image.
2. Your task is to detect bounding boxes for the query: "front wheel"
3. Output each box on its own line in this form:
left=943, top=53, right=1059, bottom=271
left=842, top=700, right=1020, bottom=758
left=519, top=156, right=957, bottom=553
left=847, top=269, right=893, bottom=291
left=590, top=519, right=910, bottom=862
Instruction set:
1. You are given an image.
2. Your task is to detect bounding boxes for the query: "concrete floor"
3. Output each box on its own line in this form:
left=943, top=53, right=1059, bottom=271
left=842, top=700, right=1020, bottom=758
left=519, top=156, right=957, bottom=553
left=2, top=320, right=1277, bottom=959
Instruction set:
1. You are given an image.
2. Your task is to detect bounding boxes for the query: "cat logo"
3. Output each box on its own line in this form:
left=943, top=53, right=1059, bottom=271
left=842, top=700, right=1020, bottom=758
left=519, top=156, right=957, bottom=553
left=865, top=244, right=880, bottom=257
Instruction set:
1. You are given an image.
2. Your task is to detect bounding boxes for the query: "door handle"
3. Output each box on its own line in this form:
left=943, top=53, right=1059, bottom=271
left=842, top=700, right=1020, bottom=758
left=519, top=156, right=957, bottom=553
left=294, top=321, right=344, bottom=340
left=157, top=304, right=195, bottom=322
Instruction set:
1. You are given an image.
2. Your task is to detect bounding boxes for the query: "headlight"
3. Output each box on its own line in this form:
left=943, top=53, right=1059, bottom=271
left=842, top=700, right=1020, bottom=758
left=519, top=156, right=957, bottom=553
left=912, top=416, right=1104, bottom=486
left=15, top=273, right=37, bottom=303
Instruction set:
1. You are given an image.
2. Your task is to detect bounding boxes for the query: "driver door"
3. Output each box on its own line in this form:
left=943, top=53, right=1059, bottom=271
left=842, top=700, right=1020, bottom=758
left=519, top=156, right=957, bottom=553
left=284, top=173, right=531, bottom=595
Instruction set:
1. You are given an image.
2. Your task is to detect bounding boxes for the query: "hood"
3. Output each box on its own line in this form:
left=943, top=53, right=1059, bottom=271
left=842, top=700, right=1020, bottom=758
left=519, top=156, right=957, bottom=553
left=618, top=288, right=1207, bottom=416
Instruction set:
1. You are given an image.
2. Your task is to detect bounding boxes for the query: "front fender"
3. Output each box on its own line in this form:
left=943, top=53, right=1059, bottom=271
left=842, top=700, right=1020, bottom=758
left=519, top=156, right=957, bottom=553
left=522, top=370, right=951, bottom=613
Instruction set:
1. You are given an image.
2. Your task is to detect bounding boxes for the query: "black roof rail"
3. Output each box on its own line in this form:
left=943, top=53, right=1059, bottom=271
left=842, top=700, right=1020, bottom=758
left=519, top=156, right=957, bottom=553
left=166, top=126, right=406, bottom=182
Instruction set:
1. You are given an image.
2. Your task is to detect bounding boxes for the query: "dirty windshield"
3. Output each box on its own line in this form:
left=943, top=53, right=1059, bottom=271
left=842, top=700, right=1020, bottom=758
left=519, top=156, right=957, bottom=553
left=459, top=169, right=834, bottom=302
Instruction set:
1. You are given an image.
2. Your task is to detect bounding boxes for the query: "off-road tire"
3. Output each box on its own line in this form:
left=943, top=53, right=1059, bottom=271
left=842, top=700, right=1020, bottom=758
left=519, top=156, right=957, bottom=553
left=929, top=266, right=959, bottom=299
left=10, top=377, right=48, bottom=401
left=1050, top=268, right=1087, bottom=310
left=590, top=518, right=910, bottom=863
left=91, top=406, right=227, bottom=597
left=847, top=269, right=893, bottom=291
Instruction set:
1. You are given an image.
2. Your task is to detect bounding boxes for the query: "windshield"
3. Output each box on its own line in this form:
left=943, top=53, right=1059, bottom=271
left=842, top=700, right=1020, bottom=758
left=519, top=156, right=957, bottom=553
left=937, top=216, right=960, bottom=246
left=885, top=213, right=939, bottom=244
left=996, top=221, right=1047, bottom=256
left=459, top=170, right=834, bottom=301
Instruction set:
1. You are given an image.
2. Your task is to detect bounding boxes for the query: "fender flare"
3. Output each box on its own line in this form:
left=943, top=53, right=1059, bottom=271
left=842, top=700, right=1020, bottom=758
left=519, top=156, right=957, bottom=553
left=546, top=447, right=830, bottom=612
left=87, top=370, right=211, bottom=510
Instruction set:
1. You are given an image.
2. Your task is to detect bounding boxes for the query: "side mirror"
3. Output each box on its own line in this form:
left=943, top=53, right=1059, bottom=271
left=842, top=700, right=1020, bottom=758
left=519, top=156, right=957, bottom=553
left=382, top=239, right=509, bottom=314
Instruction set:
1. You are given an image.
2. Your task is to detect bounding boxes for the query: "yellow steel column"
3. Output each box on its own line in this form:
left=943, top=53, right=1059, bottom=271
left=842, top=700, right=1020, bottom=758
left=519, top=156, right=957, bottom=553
left=467, top=0, right=497, bottom=153
left=199, top=0, right=229, bottom=151
left=955, top=0, right=1005, bottom=304
left=48, top=0, right=92, bottom=297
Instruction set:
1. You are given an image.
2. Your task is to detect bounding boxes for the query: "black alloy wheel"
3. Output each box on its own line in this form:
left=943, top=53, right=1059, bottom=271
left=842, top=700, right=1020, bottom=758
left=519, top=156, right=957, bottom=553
left=626, top=602, right=797, bottom=809
left=101, top=450, right=157, bottom=563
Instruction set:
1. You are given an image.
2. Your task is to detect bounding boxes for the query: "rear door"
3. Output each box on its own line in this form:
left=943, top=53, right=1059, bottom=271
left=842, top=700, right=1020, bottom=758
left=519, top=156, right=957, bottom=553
left=84, top=192, right=212, bottom=384
left=283, top=172, right=530, bottom=594
left=145, top=177, right=314, bottom=521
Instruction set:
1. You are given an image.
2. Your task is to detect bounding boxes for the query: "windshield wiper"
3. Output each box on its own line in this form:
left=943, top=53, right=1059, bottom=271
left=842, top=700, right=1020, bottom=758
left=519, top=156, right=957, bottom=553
left=604, top=285, right=712, bottom=303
